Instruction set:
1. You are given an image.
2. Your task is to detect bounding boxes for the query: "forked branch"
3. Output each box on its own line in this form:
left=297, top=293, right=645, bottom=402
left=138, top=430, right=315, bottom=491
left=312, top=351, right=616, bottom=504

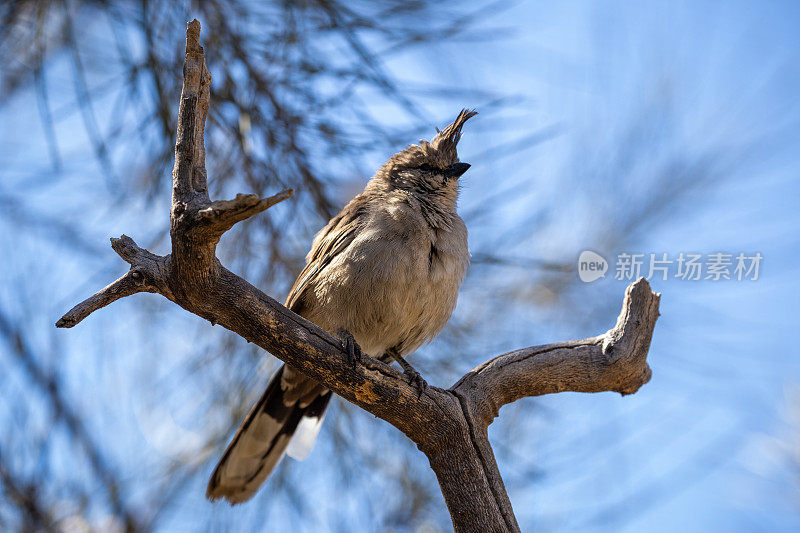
left=452, top=278, right=659, bottom=427
left=57, top=20, right=660, bottom=533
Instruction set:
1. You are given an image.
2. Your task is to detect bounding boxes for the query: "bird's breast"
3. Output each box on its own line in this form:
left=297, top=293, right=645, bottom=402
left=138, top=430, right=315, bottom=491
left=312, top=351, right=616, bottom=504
left=307, top=212, right=468, bottom=358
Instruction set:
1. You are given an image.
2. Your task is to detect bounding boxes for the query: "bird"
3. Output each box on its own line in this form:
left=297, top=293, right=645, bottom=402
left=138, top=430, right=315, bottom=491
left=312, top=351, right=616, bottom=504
left=206, top=109, right=476, bottom=504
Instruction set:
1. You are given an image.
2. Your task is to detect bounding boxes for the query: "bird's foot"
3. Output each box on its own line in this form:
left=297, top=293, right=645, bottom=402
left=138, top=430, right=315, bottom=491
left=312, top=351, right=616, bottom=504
left=387, top=349, right=428, bottom=397
left=402, top=365, right=428, bottom=397
left=336, top=328, right=362, bottom=368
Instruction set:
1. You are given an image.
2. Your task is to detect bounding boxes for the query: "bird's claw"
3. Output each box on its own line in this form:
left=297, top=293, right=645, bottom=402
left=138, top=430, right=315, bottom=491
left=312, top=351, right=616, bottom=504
left=336, top=328, right=362, bottom=368
left=385, top=348, right=428, bottom=397
left=403, top=367, right=428, bottom=397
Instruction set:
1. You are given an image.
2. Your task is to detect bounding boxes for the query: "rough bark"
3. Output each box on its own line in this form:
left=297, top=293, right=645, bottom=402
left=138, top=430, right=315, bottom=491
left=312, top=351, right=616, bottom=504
left=57, top=20, right=660, bottom=532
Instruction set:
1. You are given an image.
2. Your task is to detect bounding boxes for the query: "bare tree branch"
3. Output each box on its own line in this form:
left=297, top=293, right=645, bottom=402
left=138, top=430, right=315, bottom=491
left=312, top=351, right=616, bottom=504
left=198, top=190, right=294, bottom=235
left=56, top=235, right=169, bottom=328
left=452, top=278, right=659, bottom=426
left=55, top=270, right=149, bottom=328
left=56, top=21, right=660, bottom=532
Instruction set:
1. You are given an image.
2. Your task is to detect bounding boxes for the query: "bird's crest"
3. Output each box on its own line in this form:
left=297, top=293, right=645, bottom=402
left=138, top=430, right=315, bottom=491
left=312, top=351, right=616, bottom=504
left=379, top=109, right=478, bottom=174
left=428, top=109, right=478, bottom=162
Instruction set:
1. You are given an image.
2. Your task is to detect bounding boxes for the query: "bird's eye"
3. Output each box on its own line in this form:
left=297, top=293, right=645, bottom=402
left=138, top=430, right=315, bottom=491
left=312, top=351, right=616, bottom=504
left=417, top=163, right=436, bottom=172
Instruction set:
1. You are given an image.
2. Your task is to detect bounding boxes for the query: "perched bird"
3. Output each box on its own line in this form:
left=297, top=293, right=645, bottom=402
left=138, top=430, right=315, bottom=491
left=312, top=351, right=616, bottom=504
left=207, top=109, right=476, bottom=504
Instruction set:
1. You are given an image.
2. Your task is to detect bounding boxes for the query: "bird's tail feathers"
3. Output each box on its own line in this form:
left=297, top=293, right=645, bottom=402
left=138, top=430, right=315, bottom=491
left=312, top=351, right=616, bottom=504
left=286, top=394, right=329, bottom=460
left=206, top=365, right=331, bottom=504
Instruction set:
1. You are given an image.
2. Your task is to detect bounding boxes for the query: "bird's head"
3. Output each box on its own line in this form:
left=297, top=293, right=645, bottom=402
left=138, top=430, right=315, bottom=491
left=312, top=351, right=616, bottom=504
left=373, top=109, right=477, bottom=209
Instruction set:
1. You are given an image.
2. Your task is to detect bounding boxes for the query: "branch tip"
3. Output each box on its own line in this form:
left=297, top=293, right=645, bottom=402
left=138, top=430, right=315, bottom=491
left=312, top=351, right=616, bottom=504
left=272, top=188, right=294, bottom=203
left=186, top=19, right=202, bottom=51
left=56, top=270, right=150, bottom=328
left=55, top=316, right=73, bottom=329
left=197, top=189, right=294, bottom=233
left=110, top=234, right=144, bottom=264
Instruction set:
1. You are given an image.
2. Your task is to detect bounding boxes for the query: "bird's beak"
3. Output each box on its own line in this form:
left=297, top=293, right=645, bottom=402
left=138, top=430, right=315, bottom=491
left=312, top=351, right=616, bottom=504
left=444, top=162, right=471, bottom=179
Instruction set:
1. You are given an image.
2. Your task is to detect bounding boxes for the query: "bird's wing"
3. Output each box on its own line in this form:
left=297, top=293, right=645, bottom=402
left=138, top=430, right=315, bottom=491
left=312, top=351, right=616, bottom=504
left=284, top=197, right=367, bottom=314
